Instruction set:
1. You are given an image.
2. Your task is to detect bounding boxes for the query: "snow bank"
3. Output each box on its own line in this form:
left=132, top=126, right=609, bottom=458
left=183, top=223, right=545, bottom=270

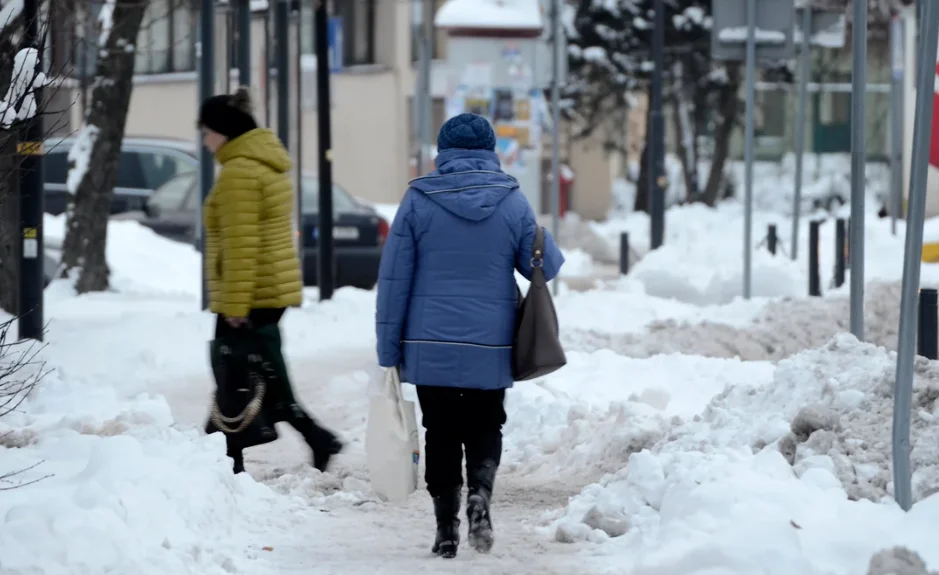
left=0, top=369, right=283, bottom=575
left=503, top=350, right=774, bottom=481
left=567, top=281, right=905, bottom=361
left=44, top=214, right=202, bottom=299
left=553, top=335, right=939, bottom=574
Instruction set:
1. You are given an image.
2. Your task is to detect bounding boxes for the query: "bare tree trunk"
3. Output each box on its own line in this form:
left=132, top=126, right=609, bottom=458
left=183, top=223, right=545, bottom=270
left=701, top=64, right=741, bottom=206
left=60, top=0, right=147, bottom=293
left=670, top=60, right=697, bottom=203
left=0, top=130, right=20, bottom=314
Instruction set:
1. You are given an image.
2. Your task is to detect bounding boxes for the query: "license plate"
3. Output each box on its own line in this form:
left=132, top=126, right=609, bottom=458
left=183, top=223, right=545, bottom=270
left=310, top=226, right=359, bottom=241
left=333, top=226, right=359, bottom=240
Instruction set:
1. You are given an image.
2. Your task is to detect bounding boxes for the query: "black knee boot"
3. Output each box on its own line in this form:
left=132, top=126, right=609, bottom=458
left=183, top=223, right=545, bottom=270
left=466, top=459, right=497, bottom=553
left=432, top=488, right=461, bottom=559
left=285, top=404, right=344, bottom=472
left=227, top=441, right=245, bottom=474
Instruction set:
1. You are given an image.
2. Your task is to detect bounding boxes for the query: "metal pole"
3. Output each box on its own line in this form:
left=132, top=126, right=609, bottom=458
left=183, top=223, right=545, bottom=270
left=849, top=0, right=867, bottom=340
left=890, top=15, right=905, bottom=236
left=197, top=0, right=215, bottom=310
left=834, top=217, right=846, bottom=288
left=791, top=6, right=811, bottom=260
left=550, top=0, right=562, bottom=295
left=294, top=2, right=304, bottom=266
left=237, top=0, right=251, bottom=86
left=742, top=0, right=756, bottom=299
left=314, top=1, right=335, bottom=300
left=649, top=0, right=665, bottom=250
left=418, top=0, right=433, bottom=176
left=894, top=0, right=939, bottom=513
left=263, top=12, right=270, bottom=125
left=17, top=0, right=43, bottom=341
left=275, top=0, right=290, bottom=146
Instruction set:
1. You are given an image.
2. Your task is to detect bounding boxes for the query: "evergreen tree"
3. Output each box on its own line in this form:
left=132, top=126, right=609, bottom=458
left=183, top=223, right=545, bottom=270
left=566, top=0, right=738, bottom=211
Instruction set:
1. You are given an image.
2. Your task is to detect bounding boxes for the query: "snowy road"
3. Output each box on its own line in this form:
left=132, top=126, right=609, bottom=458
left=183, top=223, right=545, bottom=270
left=163, top=346, right=601, bottom=574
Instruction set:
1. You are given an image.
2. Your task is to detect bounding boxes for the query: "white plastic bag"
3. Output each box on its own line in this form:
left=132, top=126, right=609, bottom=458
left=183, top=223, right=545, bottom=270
left=366, top=367, right=420, bottom=503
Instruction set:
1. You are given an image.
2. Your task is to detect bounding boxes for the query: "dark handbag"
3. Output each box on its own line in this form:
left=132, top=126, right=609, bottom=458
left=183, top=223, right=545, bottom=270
left=512, top=225, right=567, bottom=381
left=204, top=330, right=279, bottom=450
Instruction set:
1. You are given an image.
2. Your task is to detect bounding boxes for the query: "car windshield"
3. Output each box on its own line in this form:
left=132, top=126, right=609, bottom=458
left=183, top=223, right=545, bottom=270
left=148, top=172, right=196, bottom=212
left=300, top=177, right=359, bottom=214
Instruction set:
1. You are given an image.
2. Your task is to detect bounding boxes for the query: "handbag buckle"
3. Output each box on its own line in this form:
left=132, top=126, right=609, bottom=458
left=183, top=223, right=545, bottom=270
left=530, top=248, right=544, bottom=268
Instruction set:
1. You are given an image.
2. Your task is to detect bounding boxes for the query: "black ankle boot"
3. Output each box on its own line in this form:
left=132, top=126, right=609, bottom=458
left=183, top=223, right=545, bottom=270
left=431, top=489, right=461, bottom=559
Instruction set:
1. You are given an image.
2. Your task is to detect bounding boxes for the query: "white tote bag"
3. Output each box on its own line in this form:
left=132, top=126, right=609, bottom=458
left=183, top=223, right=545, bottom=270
left=366, top=367, right=420, bottom=503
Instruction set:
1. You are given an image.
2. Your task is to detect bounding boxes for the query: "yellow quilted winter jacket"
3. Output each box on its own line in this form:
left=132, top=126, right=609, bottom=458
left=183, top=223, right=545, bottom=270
left=204, top=128, right=302, bottom=318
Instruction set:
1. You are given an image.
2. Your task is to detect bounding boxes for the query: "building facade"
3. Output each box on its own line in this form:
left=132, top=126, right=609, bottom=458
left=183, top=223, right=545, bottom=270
left=53, top=0, right=616, bottom=219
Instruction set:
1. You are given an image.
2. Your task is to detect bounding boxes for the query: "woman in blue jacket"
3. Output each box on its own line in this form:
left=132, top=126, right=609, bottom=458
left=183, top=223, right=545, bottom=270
left=376, top=113, right=564, bottom=558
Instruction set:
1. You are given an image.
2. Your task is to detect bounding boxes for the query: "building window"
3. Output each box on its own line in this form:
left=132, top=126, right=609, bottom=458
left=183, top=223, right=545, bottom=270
left=68, top=0, right=197, bottom=77
left=298, top=0, right=376, bottom=67
left=411, top=0, right=445, bottom=62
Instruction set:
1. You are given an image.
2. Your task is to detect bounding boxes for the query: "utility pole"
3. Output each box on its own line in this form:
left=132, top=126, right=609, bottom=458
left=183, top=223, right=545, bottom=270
left=314, top=0, right=335, bottom=300
left=415, top=0, right=433, bottom=175
left=18, top=0, right=44, bottom=341
left=849, top=0, right=868, bottom=340
left=649, top=0, right=666, bottom=250
left=791, top=6, right=811, bottom=260
left=237, top=0, right=251, bottom=86
left=550, top=0, right=562, bottom=295
left=741, top=0, right=756, bottom=299
left=197, top=0, right=215, bottom=310
left=294, top=0, right=304, bottom=263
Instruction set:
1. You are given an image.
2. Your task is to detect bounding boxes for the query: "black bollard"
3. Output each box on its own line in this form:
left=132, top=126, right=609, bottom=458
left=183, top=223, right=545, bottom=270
left=845, top=217, right=851, bottom=266
left=918, top=288, right=938, bottom=360
left=767, top=224, right=778, bottom=255
left=619, top=232, right=629, bottom=275
left=809, top=220, right=821, bottom=297
left=834, top=218, right=847, bottom=288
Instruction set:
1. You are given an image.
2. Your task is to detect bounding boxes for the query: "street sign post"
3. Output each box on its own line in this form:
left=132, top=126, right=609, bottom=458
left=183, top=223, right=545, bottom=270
left=791, top=8, right=845, bottom=260
left=712, top=0, right=795, bottom=300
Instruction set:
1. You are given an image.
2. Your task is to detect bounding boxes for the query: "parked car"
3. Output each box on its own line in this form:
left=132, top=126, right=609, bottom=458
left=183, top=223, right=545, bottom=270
left=136, top=172, right=389, bottom=289
left=43, top=136, right=199, bottom=215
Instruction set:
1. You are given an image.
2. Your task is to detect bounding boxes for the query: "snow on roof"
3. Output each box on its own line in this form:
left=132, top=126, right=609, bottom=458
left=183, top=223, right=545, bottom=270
left=435, top=0, right=543, bottom=31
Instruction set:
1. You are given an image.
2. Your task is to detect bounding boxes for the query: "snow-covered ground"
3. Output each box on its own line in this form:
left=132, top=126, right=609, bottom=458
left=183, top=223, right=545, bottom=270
left=4, top=158, right=939, bottom=574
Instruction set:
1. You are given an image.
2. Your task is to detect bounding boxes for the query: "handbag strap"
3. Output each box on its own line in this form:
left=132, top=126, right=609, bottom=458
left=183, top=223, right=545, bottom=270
left=530, top=225, right=547, bottom=285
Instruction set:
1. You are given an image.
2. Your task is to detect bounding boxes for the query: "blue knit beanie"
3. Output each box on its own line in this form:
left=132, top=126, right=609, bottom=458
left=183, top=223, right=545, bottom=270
left=437, top=113, right=496, bottom=152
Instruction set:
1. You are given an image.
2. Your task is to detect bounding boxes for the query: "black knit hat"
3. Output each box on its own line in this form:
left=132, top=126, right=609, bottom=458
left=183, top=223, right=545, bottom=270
left=198, top=86, right=258, bottom=141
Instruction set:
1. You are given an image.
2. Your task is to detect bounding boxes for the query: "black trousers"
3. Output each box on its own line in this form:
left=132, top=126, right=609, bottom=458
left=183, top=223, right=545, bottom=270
left=416, top=385, right=507, bottom=499
left=214, top=308, right=320, bottom=465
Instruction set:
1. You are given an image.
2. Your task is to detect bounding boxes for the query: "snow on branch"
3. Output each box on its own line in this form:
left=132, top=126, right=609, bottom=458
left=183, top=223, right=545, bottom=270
left=0, top=47, right=50, bottom=129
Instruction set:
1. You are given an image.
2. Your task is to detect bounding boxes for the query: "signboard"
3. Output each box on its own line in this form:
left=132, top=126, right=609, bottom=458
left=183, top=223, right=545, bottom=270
left=711, top=0, right=795, bottom=62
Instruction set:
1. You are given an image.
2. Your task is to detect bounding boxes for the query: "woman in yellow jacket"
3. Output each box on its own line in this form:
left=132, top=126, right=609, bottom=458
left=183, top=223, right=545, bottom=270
left=199, top=86, right=342, bottom=474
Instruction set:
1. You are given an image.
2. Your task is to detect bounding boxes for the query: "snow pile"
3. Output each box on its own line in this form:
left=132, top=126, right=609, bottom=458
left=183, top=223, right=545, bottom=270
left=503, top=350, right=774, bottom=481
left=558, top=248, right=595, bottom=277
left=44, top=214, right=201, bottom=299
left=567, top=281, right=905, bottom=361
left=0, top=368, right=283, bottom=575
left=552, top=335, right=939, bottom=574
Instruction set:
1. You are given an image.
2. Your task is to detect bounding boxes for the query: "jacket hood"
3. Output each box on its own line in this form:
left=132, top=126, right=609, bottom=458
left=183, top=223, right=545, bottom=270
left=408, top=149, right=518, bottom=222
left=215, top=128, right=292, bottom=173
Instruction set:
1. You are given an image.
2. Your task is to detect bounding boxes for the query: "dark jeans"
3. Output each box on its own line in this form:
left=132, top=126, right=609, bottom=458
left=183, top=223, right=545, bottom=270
left=416, top=385, right=507, bottom=498
left=213, top=308, right=321, bottom=467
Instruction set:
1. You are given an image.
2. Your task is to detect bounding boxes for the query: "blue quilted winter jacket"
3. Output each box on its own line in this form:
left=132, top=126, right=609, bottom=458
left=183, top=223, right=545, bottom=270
left=375, top=149, right=565, bottom=390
